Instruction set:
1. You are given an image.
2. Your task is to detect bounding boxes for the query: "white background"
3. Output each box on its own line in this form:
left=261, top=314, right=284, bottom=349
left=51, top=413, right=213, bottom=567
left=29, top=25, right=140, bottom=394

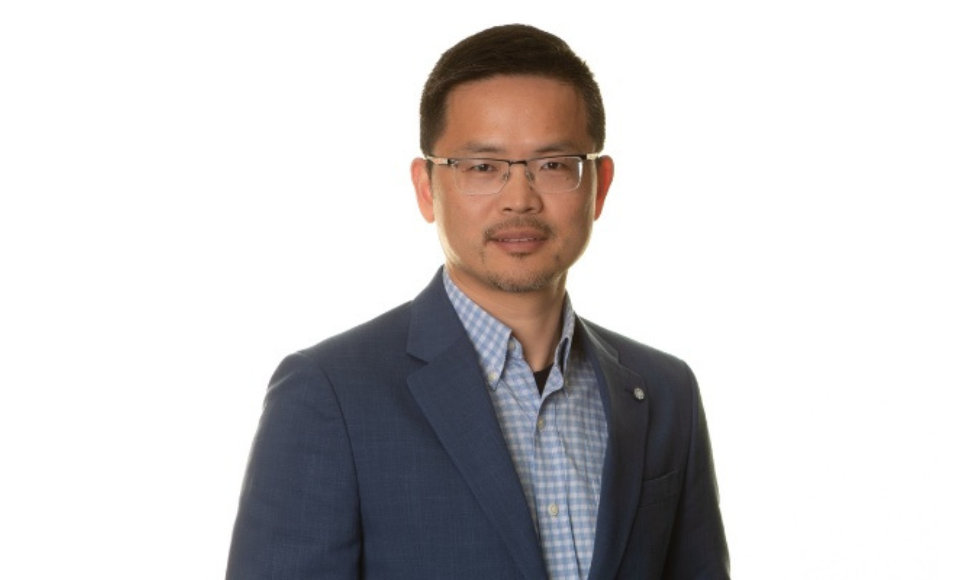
left=2, top=1, right=978, bottom=578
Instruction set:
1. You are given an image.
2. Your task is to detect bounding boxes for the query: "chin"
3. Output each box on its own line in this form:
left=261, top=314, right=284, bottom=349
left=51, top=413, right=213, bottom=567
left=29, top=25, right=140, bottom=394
left=485, top=268, right=563, bottom=294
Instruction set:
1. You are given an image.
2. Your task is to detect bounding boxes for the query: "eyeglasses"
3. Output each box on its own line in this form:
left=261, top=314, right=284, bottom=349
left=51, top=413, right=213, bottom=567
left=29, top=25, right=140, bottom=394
left=426, top=153, right=600, bottom=196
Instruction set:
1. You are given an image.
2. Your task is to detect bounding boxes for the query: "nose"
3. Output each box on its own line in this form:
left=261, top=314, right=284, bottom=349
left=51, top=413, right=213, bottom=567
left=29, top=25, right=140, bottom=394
left=498, top=162, right=542, bottom=214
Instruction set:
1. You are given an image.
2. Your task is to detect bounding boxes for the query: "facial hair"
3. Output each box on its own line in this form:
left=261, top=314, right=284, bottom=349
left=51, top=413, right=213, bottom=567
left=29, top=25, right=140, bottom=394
left=481, top=217, right=562, bottom=293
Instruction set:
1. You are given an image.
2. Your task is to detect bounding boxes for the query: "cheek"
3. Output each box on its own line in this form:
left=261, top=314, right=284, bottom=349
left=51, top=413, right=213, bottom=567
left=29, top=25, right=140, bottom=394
left=432, top=189, right=458, bottom=229
left=433, top=196, right=460, bottom=231
left=436, top=193, right=491, bottom=230
left=562, top=198, right=596, bottom=230
left=433, top=196, right=483, bottom=254
left=583, top=198, right=596, bottom=220
left=555, top=199, right=597, bottom=251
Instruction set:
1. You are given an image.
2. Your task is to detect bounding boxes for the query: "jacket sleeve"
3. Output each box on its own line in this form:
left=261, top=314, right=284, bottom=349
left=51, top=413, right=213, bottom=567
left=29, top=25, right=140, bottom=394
left=662, top=366, right=730, bottom=579
left=227, top=352, right=361, bottom=579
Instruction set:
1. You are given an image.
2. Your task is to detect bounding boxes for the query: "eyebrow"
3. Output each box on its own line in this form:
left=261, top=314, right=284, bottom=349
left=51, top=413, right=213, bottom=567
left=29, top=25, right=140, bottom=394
left=455, top=140, right=583, bottom=157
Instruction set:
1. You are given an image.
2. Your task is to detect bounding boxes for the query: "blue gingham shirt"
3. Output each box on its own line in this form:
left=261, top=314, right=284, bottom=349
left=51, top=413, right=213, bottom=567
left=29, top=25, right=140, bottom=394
left=444, top=272, right=608, bottom=580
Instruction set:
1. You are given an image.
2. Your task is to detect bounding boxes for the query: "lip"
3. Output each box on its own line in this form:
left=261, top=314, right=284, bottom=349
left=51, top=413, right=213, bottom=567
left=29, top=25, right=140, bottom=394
left=487, top=228, right=549, bottom=253
left=488, top=228, right=549, bottom=243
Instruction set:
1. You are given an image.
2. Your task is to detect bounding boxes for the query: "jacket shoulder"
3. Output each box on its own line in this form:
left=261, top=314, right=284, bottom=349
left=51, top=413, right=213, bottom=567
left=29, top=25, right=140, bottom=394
left=299, top=300, right=414, bottom=366
left=581, top=318, right=695, bottom=388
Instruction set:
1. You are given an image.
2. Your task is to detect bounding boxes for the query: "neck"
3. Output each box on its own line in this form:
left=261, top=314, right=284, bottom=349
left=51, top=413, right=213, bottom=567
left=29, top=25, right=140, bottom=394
left=447, top=267, right=566, bottom=372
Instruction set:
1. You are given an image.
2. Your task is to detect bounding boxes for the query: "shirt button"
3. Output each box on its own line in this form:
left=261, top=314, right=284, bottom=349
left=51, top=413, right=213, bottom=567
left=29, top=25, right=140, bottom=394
left=488, top=372, right=498, bottom=382
left=548, top=503, right=560, bottom=517
left=508, top=340, right=516, bottom=351
left=536, top=417, right=546, bottom=431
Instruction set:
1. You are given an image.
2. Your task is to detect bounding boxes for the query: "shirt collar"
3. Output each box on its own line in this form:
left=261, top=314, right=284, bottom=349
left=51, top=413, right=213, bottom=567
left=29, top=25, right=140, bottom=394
left=442, top=268, right=578, bottom=391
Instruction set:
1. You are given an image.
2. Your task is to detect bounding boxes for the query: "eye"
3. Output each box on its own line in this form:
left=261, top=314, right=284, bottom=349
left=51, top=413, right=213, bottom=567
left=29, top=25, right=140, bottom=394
left=537, top=158, right=574, bottom=172
left=458, top=159, right=501, bottom=173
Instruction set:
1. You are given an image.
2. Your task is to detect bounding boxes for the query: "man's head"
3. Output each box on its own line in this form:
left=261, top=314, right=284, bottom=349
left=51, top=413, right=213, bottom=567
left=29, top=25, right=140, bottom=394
left=420, top=24, right=606, bottom=156
left=412, top=25, right=614, bottom=299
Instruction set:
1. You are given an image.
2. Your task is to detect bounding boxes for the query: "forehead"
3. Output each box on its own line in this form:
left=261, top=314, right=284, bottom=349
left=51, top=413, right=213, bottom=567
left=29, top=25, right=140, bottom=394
left=438, top=75, right=591, bottom=154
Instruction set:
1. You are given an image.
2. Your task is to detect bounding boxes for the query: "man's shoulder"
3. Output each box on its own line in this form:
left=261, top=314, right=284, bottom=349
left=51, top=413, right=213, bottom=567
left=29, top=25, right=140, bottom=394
left=580, top=318, right=694, bottom=386
left=300, top=300, right=415, bottom=362
left=279, top=270, right=456, bottom=380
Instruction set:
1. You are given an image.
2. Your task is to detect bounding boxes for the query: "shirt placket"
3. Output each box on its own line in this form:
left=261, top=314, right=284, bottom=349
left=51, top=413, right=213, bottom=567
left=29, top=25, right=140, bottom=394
left=532, top=369, right=581, bottom=579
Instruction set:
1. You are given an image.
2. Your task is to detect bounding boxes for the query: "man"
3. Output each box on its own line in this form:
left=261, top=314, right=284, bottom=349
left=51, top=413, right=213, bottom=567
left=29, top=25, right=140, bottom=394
left=227, top=24, right=729, bottom=579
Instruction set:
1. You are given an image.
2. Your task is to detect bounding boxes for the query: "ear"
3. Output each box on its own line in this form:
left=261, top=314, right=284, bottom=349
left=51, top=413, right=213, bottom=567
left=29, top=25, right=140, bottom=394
left=411, top=157, right=436, bottom=223
left=593, top=155, right=614, bottom=220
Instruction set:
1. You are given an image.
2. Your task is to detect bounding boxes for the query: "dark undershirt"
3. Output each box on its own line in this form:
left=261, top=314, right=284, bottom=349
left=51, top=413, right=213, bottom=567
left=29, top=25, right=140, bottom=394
left=532, top=364, right=554, bottom=395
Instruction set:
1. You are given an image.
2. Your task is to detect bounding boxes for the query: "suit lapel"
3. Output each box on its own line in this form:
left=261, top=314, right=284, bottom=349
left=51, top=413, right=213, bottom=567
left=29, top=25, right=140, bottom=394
left=405, top=272, right=548, bottom=580
left=579, top=322, right=651, bottom=580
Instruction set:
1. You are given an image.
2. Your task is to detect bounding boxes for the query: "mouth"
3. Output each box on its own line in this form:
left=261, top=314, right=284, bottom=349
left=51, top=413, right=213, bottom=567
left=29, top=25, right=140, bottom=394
left=486, top=226, right=551, bottom=254
left=491, top=235, right=548, bottom=243
left=483, top=219, right=554, bottom=255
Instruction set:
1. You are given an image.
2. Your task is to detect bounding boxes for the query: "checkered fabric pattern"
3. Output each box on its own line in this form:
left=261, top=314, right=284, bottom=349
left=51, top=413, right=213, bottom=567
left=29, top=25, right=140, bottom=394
left=444, top=272, right=608, bottom=580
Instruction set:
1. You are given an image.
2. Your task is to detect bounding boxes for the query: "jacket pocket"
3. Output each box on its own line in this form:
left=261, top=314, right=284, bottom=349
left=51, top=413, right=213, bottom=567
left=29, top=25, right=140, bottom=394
left=637, top=470, right=680, bottom=507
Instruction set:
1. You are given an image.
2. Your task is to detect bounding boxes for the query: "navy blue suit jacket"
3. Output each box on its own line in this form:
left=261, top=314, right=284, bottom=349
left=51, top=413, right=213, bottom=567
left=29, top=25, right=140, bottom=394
left=227, top=271, right=729, bottom=579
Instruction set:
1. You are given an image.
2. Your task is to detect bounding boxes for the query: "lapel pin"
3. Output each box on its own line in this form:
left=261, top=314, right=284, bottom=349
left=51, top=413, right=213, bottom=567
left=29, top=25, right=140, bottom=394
left=632, top=387, right=645, bottom=401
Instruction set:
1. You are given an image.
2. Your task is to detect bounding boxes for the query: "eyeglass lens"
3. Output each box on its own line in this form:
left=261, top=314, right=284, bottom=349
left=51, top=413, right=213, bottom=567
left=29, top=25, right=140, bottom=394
left=453, top=156, right=584, bottom=195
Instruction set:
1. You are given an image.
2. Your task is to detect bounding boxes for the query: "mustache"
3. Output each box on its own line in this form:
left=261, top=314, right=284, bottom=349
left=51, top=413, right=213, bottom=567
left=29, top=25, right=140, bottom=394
left=483, top=217, right=554, bottom=242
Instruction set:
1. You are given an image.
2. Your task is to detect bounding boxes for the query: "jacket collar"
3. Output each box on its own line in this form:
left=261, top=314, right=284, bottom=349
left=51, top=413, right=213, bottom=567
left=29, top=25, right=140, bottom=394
left=578, top=321, right=651, bottom=580
left=405, top=269, right=549, bottom=580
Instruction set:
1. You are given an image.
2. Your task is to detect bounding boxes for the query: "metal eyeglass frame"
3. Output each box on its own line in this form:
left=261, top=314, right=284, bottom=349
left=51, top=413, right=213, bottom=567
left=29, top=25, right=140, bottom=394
left=425, top=153, right=601, bottom=195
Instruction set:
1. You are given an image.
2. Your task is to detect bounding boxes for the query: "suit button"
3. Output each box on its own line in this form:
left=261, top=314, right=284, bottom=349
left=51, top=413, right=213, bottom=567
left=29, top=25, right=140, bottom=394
left=548, top=503, right=560, bottom=517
